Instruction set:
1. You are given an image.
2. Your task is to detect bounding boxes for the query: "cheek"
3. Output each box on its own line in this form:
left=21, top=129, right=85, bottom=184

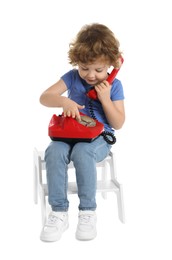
left=96, top=72, right=107, bottom=81
left=78, top=70, right=86, bottom=79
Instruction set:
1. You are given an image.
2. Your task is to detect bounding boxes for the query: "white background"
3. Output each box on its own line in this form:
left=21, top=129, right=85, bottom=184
left=0, top=0, right=172, bottom=259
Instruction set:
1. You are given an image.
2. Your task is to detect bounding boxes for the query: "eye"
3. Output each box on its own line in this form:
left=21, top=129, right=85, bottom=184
left=81, top=67, right=88, bottom=71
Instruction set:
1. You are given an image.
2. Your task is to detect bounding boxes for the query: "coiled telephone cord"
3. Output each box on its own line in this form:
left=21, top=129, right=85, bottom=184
left=88, top=99, right=116, bottom=145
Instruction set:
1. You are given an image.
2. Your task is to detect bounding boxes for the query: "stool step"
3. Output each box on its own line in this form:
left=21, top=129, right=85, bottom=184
left=41, top=180, right=119, bottom=196
left=41, top=155, right=112, bottom=171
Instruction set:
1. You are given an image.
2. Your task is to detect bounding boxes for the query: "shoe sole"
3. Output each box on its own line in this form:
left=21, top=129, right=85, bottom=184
left=40, top=223, right=69, bottom=242
left=75, top=231, right=97, bottom=241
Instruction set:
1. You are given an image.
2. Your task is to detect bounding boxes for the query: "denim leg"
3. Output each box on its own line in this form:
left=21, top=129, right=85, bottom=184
left=70, top=136, right=111, bottom=211
left=45, top=141, right=72, bottom=212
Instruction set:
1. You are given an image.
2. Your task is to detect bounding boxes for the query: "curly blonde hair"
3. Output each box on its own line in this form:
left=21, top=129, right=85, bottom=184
left=68, top=23, right=122, bottom=68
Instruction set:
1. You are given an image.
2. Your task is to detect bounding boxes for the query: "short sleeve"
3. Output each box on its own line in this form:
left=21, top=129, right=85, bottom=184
left=110, top=79, right=125, bottom=101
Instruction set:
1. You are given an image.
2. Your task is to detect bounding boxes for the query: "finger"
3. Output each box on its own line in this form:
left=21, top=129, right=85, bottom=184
left=78, top=104, right=85, bottom=109
left=67, top=111, right=71, bottom=117
left=94, top=85, right=100, bottom=91
left=104, top=80, right=111, bottom=87
left=75, top=110, right=81, bottom=121
left=71, top=110, right=76, bottom=118
left=95, top=84, right=103, bottom=91
left=101, top=81, right=108, bottom=87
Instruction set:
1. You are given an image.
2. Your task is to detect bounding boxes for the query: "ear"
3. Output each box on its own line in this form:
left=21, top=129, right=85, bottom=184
left=112, top=55, right=124, bottom=69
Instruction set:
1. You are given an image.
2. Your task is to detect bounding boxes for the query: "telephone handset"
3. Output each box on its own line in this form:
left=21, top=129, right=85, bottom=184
left=87, top=56, right=124, bottom=100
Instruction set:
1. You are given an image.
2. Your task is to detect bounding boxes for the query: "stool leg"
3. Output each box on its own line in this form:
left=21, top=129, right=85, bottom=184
left=40, top=187, right=47, bottom=226
left=116, top=184, right=125, bottom=223
left=33, top=149, right=38, bottom=204
left=35, top=149, right=47, bottom=226
left=33, top=164, right=38, bottom=204
left=109, top=152, right=125, bottom=223
left=101, top=161, right=109, bottom=199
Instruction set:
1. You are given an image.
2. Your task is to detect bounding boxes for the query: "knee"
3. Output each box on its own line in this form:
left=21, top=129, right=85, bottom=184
left=45, top=142, right=59, bottom=157
left=71, top=143, right=95, bottom=163
left=45, top=141, right=70, bottom=163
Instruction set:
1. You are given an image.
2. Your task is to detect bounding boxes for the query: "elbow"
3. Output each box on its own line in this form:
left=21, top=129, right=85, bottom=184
left=114, top=124, right=123, bottom=130
left=39, top=93, right=47, bottom=106
left=114, top=117, right=125, bottom=130
left=114, top=124, right=124, bottom=130
left=39, top=95, right=44, bottom=105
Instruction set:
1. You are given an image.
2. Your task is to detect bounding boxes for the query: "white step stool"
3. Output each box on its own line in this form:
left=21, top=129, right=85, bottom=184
left=33, top=147, right=125, bottom=225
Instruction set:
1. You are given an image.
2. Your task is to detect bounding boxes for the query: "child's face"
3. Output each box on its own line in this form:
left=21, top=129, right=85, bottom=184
left=78, top=58, right=110, bottom=86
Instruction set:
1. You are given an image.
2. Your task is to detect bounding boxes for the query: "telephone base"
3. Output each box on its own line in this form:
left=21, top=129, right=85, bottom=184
left=50, top=136, right=99, bottom=143
left=48, top=113, right=104, bottom=143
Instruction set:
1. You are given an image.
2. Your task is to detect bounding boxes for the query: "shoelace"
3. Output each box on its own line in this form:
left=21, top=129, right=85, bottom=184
left=79, top=214, right=93, bottom=225
left=48, top=214, right=64, bottom=225
left=47, top=215, right=59, bottom=225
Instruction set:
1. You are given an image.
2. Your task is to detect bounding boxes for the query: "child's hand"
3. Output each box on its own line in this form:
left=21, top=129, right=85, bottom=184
left=94, top=80, right=111, bottom=102
left=63, top=99, right=85, bottom=121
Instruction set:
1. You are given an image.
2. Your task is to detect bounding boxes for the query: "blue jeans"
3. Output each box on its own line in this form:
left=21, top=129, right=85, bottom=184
left=45, top=136, right=111, bottom=212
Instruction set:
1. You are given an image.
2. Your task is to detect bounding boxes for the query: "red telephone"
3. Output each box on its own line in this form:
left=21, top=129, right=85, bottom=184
left=87, top=56, right=124, bottom=100
left=48, top=56, right=123, bottom=143
left=48, top=112, right=104, bottom=142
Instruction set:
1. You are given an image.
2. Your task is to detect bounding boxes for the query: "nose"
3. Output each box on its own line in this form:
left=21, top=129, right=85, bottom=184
left=87, top=71, right=95, bottom=79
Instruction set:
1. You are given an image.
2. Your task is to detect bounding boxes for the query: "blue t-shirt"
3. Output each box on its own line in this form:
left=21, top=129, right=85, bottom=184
left=61, top=69, right=124, bottom=133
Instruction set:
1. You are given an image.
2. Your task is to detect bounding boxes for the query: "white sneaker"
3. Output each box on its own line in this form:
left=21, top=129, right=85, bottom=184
left=40, top=211, right=69, bottom=242
left=75, top=210, right=97, bottom=240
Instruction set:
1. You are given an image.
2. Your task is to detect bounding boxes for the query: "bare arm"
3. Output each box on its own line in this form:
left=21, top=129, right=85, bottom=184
left=95, top=81, right=125, bottom=130
left=101, top=99, right=125, bottom=130
left=39, top=79, right=85, bottom=121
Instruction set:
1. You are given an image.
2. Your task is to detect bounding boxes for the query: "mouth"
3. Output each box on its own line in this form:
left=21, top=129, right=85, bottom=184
left=86, top=79, right=97, bottom=85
